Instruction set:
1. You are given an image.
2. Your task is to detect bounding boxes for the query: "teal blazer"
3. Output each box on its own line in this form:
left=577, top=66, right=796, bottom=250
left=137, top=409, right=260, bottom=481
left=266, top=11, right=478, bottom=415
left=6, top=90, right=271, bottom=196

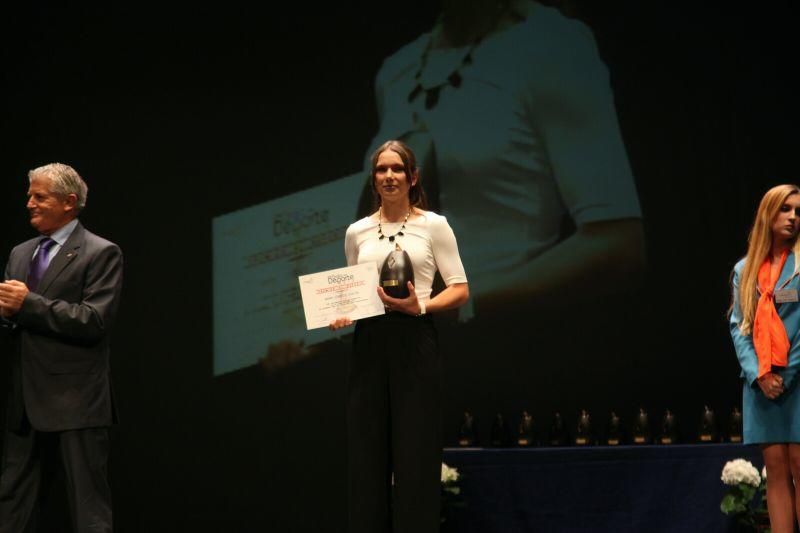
left=730, top=253, right=800, bottom=389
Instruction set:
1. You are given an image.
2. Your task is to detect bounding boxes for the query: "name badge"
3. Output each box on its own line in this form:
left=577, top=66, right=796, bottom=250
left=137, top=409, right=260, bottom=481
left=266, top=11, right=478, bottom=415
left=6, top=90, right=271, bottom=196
left=774, top=289, right=799, bottom=304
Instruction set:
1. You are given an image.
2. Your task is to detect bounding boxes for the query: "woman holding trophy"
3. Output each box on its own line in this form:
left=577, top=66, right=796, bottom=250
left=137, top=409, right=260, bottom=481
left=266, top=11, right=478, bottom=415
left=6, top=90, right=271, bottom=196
left=330, top=140, right=469, bottom=533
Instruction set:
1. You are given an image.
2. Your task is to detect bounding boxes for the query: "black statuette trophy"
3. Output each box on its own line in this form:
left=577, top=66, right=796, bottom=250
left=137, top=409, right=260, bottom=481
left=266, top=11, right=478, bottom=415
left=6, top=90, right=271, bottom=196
left=517, top=411, right=535, bottom=447
left=699, top=405, right=718, bottom=443
left=632, top=407, right=651, bottom=444
left=491, top=413, right=510, bottom=447
left=574, top=409, right=593, bottom=446
left=728, top=407, right=743, bottom=443
left=458, top=411, right=477, bottom=447
left=549, top=412, right=568, bottom=447
left=659, top=409, right=678, bottom=444
left=606, top=411, right=622, bottom=446
left=380, top=243, right=415, bottom=299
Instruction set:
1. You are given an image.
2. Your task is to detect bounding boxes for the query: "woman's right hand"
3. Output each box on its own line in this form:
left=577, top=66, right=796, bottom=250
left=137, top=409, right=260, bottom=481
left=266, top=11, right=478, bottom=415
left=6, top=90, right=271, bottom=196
left=329, top=317, right=353, bottom=330
left=757, top=372, right=785, bottom=399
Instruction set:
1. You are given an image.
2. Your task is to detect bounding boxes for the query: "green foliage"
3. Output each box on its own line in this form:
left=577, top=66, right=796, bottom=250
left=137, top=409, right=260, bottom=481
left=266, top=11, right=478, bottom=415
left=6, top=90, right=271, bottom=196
left=720, top=481, right=767, bottom=531
left=441, top=475, right=466, bottom=525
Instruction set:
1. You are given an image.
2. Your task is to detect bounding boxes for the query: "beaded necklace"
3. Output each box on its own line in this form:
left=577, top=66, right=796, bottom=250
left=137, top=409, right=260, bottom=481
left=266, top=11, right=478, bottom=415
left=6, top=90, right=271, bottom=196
left=377, top=207, right=410, bottom=243
left=407, top=31, right=478, bottom=110
left=406, top=7, right=526, bottom=110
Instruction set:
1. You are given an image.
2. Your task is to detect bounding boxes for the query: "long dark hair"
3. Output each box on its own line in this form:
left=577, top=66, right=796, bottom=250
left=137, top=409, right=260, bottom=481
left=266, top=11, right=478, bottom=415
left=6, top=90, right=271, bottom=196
left=369, top=140, right=428, bottom=210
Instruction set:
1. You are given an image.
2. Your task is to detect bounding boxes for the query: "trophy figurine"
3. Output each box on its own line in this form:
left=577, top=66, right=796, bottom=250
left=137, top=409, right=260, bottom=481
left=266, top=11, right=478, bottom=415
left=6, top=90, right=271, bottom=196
left=379, top=243, right=415, bottom=299
left=728, top=407, right=743, bottom=443
left=517, top=411, right=535, bottom=447
left=491, top=413, right=510, bottom=447
left=548, top=411, right=568, bottom=447
left=659, top=409, right=678, bottom=444
left=632, top=407, right=651, bottom=444
left=606, top=411, right=622, bottom=446
left=574, top=409, right=593, bottom=446
left=458, top=411, right=477, bottom=447
left=699, top=405, right=718, bottom=443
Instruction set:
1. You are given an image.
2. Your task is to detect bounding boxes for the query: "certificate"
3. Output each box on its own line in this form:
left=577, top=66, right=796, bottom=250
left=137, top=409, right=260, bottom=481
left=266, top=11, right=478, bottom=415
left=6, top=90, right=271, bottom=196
left=298, top=263, right=385, bottom=329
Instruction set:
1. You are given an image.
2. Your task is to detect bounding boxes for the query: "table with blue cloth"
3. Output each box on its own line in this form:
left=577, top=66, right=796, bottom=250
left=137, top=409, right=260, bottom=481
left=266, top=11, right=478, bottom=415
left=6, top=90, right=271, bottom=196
left=442, top=444, right=762, bottom=533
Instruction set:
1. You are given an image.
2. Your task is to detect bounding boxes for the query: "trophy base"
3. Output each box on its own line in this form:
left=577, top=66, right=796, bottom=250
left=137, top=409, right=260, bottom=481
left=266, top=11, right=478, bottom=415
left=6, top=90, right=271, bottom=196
left=607, top=439, right=620, bottom=446
left=633, top=436, right=647, bottom=444
left=517, top=438, right=530, bottom=446
left=458, top=439, right=474, bottom=447
left=660, top=437, right=674, bottom=445
left=699, top=435, right=712, bottom=442
left=574, top=437, right=588, bottom=446
left=729, top=436, right=742, bottom=443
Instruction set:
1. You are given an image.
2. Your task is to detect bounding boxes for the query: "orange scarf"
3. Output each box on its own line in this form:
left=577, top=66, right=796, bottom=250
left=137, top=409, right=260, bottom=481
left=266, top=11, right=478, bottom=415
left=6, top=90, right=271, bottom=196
left=753, top=249, right=790, bottom=378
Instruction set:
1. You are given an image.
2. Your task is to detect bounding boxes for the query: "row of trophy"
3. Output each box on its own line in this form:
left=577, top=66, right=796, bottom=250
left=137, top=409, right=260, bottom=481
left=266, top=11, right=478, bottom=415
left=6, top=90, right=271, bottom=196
left=457, top=406, right=744, bottom=447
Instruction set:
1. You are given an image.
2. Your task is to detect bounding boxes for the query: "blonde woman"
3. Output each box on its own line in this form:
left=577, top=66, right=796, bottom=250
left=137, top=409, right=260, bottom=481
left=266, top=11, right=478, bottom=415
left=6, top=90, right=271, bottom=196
left=730, top=184, right=800, bottom=533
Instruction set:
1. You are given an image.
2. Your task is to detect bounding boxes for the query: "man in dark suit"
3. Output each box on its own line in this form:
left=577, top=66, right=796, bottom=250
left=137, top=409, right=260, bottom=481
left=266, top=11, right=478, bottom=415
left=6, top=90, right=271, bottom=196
left=0, top=163, right=123, bottom=532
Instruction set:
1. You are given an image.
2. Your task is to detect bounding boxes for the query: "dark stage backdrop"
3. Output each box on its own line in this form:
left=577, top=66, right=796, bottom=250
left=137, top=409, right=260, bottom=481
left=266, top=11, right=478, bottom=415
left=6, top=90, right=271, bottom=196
left=0, top=2, right=795, bottom=532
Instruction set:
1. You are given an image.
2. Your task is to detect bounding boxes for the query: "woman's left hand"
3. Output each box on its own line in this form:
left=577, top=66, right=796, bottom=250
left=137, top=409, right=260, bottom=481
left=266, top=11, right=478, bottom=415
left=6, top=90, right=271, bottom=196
left=377, top=282, right=422, bottom=315
left=757, top=372, right=785, bottom=400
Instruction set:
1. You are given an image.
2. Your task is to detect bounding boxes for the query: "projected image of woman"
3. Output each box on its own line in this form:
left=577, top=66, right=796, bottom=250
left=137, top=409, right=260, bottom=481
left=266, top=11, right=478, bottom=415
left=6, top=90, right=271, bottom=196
left=358, top=0, right=644, bottom=319
left=330, top=140, right=469, bottom=533
left=730, top=184, right=800, bottom=533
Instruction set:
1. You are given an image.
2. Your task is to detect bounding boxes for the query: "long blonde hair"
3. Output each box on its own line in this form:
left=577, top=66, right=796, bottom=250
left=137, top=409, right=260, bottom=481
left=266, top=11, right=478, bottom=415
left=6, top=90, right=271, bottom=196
left=737, top=184, right=800, bottom=334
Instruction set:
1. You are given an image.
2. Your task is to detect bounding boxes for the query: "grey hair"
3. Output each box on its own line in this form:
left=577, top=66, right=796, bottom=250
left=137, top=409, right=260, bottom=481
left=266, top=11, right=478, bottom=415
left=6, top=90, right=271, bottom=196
left=28, top=162, right=88, bottom=211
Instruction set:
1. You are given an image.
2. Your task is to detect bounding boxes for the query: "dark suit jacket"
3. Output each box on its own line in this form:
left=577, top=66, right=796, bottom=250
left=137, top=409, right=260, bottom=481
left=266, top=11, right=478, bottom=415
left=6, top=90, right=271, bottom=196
left=2, top=221, right=123, bottom=432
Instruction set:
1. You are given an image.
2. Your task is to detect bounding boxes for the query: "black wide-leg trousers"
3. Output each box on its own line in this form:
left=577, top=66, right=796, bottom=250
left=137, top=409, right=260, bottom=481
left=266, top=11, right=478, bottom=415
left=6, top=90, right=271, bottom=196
left=0, top=414, right=112, bottom=533
left=347, top=312, right=442, bottom=533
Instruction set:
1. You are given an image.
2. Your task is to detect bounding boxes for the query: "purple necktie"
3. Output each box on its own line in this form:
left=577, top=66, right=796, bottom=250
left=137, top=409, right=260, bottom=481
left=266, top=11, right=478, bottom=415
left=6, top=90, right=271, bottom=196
left=27, top=237, right=57, bottom=291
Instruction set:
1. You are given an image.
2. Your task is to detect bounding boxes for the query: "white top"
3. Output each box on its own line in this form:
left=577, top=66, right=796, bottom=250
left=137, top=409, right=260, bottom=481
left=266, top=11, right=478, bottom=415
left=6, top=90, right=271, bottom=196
left=344, top=210, right=468, bottom=303
left=363, top=3, right=641, bottom=304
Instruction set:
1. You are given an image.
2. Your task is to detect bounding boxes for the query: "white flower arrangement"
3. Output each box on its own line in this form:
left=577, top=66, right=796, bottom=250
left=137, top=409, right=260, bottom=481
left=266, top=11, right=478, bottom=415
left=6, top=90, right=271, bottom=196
left=441, top=463, right=460, bottom=484
left=720, top=458, right=768, bottom=529
left=393, top=463, right=460, bottom=487
left=721, top=459, right=761, bottom=487
left=440, top=462, right=465, bottom=524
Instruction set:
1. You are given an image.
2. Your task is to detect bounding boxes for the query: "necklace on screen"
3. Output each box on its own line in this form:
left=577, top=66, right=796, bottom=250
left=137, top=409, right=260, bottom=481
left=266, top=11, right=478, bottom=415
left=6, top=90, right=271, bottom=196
left=377, top=207, right=410, bottom=243
left=407, top=6, right=526, bottom=110
left=407, top=33, right=477, bottom=111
